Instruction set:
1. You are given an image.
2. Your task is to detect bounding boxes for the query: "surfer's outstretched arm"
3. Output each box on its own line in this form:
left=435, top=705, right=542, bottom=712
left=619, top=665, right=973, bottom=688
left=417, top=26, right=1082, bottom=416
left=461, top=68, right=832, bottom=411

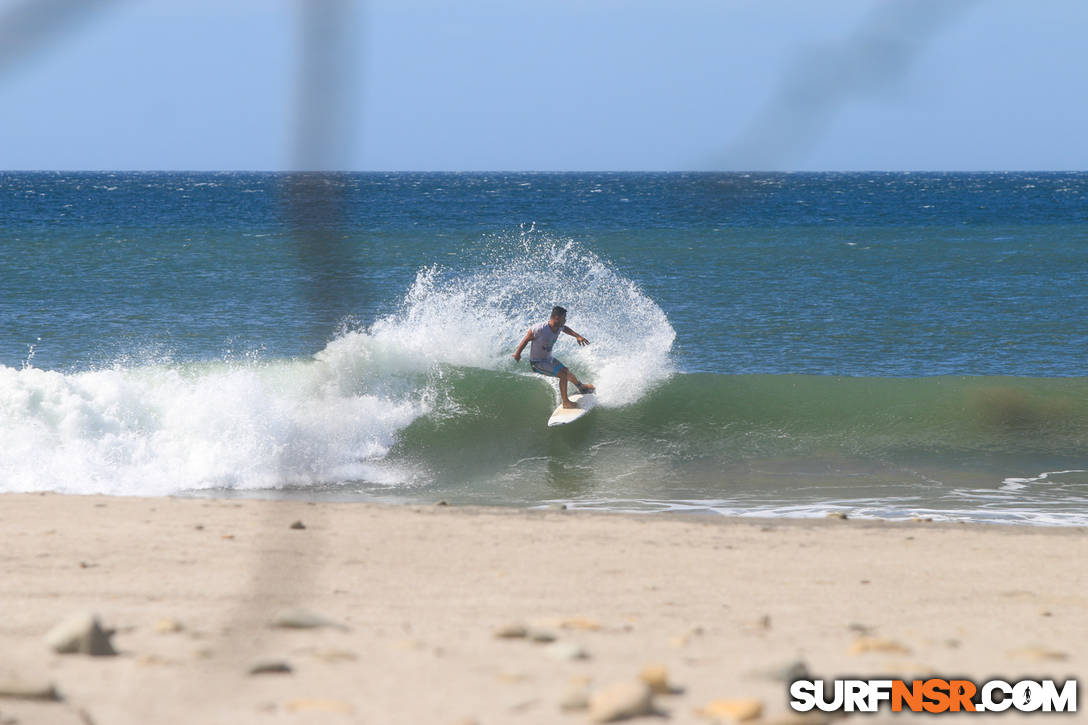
left=561, top=326, right=589, bottom=346
left=512, top=328, right=533, bottom=362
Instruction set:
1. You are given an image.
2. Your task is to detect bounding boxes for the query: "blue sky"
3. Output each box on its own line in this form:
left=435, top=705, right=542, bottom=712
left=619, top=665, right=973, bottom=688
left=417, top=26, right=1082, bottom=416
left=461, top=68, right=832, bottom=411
left=1, top=0, right=1085, bottom=171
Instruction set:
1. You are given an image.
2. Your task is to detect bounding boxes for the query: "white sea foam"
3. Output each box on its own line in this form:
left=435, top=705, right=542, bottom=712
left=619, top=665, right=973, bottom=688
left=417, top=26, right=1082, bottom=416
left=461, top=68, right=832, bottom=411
left=0, top=356, right=425, bottom=495
left=554, top=498, right=1088, bottom=526
left=1000, top=469, right=1088, bottom=491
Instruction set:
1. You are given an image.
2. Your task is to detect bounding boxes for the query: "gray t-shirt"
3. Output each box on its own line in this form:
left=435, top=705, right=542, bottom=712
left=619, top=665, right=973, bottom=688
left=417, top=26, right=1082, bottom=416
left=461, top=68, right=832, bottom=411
left=529, top=321, right=562, bottom=362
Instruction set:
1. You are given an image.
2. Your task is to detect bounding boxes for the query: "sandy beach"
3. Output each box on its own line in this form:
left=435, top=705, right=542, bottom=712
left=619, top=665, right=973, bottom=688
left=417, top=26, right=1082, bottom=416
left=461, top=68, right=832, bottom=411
left=0, top=493, right=1084, bottom=724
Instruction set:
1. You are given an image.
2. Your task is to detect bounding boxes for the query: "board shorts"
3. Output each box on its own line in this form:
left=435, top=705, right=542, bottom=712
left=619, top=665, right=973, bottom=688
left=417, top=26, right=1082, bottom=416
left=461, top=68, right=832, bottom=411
left=530, top=358, right=567, bottom=377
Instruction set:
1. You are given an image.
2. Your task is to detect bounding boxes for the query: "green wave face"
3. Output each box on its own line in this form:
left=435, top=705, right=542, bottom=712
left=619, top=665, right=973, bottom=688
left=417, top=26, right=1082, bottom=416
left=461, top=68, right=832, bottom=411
left=380, top=370, right=1088, bottom=516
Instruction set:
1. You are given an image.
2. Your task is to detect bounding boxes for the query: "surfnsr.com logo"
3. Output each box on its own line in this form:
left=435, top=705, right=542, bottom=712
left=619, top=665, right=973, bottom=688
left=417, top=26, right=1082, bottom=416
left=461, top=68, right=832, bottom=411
left=790, top=678, right=1077, bottom=714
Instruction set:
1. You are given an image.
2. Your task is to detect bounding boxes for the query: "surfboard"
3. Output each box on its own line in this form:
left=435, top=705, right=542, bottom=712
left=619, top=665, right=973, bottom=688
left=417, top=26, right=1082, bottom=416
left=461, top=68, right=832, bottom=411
left=547, top=393, right=598, bottom=427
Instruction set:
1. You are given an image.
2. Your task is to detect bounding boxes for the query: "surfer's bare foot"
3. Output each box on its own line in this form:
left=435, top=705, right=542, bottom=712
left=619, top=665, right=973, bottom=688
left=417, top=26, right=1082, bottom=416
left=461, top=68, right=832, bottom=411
left=562, top=401, right=579, bottom=409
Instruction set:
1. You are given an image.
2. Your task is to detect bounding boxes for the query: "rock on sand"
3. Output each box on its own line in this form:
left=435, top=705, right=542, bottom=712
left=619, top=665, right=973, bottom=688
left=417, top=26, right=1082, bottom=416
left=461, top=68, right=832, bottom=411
left=588, top=681, right=654, bottom=723
left=44, top=612, right=117, bottom=656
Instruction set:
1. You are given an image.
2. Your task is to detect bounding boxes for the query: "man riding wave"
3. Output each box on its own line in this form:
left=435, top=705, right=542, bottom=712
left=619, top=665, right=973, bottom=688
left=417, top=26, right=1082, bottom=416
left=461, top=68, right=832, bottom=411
left=513, top=306, right=596, bottom=409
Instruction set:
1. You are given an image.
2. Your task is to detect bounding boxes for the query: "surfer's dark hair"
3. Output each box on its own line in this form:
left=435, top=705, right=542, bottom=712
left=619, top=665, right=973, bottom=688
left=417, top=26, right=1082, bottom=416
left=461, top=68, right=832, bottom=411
left=550, top=306, right=567, bottom=319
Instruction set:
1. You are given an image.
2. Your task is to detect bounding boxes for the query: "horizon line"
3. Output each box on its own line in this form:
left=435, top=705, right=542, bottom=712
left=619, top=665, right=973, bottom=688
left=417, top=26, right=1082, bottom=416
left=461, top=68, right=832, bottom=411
left=3, top=168, right=1086, bottom=174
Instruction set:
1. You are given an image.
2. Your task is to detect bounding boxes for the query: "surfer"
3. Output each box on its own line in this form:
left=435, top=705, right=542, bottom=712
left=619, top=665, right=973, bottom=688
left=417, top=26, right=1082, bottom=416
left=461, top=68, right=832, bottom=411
left=513, top=306, right=596, bottom=409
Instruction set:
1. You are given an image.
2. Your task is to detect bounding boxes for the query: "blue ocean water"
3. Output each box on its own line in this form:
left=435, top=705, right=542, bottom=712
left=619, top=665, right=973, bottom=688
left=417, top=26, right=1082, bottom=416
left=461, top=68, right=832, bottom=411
left=2, top=172, right=1086, bottom=524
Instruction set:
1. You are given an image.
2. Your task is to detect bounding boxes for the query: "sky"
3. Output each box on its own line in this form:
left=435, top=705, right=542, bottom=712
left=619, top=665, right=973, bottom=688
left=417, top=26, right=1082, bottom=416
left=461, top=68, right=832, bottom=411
left=1, top=0, right=1086, bottom=171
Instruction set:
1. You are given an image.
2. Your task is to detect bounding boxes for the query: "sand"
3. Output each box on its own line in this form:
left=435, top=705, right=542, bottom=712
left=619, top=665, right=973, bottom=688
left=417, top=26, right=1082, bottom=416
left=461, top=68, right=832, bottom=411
left=0, top=493, right=1084, bottom=724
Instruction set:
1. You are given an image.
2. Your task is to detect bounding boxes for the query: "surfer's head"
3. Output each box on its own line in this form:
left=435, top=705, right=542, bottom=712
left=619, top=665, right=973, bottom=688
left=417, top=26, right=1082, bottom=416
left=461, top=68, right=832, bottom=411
left=550, top=306, right=567, bottom=322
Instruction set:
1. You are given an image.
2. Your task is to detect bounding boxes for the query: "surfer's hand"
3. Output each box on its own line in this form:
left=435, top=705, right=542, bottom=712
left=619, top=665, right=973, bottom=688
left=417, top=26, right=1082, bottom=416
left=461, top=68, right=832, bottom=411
left=513, top=352, right=521, bottom=362
left=576, top=336, right=589, bottom=346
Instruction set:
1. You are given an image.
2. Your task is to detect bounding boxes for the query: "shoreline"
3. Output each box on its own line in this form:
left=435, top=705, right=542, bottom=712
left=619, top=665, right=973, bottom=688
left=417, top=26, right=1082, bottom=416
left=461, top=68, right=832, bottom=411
left=124, top=486, right=1088, bottom=529
left=1, top=492, right=1084, bottom=723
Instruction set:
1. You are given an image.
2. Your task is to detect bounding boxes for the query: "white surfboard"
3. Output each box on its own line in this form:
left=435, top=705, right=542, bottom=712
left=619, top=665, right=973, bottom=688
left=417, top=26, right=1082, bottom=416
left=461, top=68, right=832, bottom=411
left=547, top=393, right=598, bottom=427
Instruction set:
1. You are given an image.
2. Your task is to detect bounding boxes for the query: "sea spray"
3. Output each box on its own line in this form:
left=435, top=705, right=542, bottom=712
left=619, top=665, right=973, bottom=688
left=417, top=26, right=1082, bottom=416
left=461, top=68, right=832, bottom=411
left=360, top=231, right=677, bottom=406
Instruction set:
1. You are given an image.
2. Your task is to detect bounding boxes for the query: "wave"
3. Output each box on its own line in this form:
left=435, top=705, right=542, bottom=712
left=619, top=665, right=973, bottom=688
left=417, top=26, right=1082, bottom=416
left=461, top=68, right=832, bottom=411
left=376, top=370, right=1088, bottom=525
left=4, top=360, right=1086, bottom=524
left=384, top=370, right=1088, bottom=482
left=614, top=373, right=1088, bottom=457
left=0, top=234, right=676, bottom=495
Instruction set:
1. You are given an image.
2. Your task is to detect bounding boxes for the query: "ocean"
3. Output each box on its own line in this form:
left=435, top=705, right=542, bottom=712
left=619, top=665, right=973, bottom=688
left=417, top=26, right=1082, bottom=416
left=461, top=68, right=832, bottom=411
left=2, top=171, right=1086, bottom=525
